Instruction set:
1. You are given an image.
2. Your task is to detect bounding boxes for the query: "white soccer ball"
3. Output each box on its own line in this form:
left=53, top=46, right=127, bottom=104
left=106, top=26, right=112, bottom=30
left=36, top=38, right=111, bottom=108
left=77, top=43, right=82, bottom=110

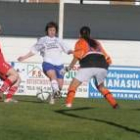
left=36, top=90, right=50, bottom=101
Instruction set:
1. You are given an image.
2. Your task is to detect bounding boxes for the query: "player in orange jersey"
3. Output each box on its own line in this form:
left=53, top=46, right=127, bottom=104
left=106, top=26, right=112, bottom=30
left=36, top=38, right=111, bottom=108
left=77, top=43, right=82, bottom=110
left=0, top=24, right=21, bottom=103
left=65, top=26, right=118, bottom=108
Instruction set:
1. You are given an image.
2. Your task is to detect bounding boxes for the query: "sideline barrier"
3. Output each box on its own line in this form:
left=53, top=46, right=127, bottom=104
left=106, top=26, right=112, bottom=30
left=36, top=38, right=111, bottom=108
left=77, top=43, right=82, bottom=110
left=1, top=62, right=140, bottom=100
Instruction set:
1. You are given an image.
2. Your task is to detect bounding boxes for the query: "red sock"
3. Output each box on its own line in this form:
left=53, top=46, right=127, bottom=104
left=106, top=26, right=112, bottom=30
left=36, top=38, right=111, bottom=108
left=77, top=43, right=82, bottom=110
left=6, top=86, right=18, bottom=99
left=0, top=78, right=13, bottom=93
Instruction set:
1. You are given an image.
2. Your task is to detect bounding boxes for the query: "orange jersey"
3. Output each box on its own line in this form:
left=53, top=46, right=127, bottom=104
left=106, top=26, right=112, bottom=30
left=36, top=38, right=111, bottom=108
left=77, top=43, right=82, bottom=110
left=73, top=38, right=112, bottom=65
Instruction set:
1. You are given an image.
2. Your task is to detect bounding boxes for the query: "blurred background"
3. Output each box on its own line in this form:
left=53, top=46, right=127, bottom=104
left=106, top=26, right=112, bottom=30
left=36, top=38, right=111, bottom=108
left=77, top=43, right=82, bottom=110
left=0, top=0, right=140, bottom=98
left=0, top=0, right=140, bottom=40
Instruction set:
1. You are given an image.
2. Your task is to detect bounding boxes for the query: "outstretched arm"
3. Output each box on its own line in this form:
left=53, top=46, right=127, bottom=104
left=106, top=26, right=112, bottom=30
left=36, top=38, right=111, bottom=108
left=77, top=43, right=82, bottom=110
left=61, top=57, right=78, bottom=75
left=17, top=51, right=35, bottom=62
left=68, top=57, right=78, bottom=70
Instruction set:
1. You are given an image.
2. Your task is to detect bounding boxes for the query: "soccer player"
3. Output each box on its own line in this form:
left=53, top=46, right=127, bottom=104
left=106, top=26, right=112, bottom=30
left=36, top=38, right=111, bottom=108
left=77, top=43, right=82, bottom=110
left=17, top=21, right=72, bottom=104
left=65, top=26, right=119, bottom=108
left=0, top=24, right=21, bottom=103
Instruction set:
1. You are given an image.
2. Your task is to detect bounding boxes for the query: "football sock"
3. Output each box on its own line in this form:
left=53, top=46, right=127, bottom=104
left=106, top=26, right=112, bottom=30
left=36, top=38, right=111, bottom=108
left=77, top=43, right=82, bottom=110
left=6, top=86, right=18, bottom=99
left=100, top=88, right=118, bottom=108
left=66, top=86, right=76, bottom=105
left=0, top=78, right=13, bottom=93
left=50, top=80, right=59, bottom=93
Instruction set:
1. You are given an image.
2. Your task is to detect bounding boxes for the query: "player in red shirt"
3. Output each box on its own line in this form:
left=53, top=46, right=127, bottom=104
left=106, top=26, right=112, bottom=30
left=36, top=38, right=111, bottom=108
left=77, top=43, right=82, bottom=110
left=0, top=24, right=21, bottom=103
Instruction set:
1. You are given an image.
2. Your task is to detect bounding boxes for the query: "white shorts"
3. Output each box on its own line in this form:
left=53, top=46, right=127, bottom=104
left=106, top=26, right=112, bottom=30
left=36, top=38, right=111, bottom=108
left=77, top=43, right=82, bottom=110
left=75, top=68, right=107, bottom=86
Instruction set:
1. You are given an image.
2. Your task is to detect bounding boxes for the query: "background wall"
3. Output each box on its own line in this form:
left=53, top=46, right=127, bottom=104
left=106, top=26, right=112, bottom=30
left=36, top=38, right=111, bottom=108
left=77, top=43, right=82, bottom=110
left=1, top=37, right=140, bottom=66
left=0, top=2, right=140, bottom=40
left=64, top=4, right=140, bottom=40
left=1, top=37, right=140, bottom=99
left=0, top=2, right=59, bottom=37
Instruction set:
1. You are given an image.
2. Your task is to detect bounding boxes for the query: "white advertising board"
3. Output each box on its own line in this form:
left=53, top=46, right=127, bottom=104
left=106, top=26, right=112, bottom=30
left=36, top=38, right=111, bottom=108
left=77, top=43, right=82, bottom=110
left=1, top=37, right=140, bottom=100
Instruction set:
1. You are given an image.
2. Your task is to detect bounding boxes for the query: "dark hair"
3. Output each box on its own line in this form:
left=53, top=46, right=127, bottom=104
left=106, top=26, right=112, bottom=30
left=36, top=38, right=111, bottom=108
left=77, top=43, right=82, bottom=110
left=80, top=26, right=90, bottom=39
left=45, top=21, right=58, bottom=35
left=80, top=26, right=97, bottom=49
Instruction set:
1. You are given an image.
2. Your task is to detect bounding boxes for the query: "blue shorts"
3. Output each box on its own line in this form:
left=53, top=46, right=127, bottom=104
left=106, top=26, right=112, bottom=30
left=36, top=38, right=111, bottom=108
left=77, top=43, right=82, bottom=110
left=42, top=62, right=64, bottom=79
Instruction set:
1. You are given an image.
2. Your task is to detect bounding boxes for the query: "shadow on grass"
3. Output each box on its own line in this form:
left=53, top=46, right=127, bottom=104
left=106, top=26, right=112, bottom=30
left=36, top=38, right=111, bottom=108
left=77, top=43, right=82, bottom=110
left=55, top=107, right=140, bottom=135
left=17, top=99, right=45, bottom=104
left=135, top=109, right=140, bottom=111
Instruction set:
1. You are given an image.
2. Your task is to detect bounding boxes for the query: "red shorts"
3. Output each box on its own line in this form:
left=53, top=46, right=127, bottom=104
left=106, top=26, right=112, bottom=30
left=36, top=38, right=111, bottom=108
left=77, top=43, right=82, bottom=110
left=0, top=61, right=11, bottom=80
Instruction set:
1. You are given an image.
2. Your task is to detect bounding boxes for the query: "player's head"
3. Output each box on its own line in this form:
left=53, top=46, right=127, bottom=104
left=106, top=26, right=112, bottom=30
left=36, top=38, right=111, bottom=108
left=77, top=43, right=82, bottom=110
left=45, top=21, right=58, bottom=37
left=80, top=26, right=97, bottom=49
left=80, top=26, right=91, bottom=39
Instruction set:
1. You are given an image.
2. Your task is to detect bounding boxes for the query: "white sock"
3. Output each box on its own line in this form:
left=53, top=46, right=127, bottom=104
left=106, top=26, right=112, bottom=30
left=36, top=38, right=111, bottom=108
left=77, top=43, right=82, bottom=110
left=50, top=80, right=59, bottom=93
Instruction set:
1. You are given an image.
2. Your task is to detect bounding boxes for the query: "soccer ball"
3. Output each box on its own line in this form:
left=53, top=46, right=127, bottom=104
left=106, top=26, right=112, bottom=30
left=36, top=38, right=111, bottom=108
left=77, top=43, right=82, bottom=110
left=36, top=89, right=50, bottom=101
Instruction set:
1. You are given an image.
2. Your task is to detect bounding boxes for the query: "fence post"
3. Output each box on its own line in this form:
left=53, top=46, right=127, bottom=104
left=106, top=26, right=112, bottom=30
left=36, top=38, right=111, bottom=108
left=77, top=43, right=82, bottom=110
left=58, top=0, right=64, bottom=39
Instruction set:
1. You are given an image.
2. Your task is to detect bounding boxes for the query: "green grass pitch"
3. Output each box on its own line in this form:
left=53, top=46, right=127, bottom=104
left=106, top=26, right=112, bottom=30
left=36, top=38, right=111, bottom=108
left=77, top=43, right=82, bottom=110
left=0, top=96, right=140, bottom=140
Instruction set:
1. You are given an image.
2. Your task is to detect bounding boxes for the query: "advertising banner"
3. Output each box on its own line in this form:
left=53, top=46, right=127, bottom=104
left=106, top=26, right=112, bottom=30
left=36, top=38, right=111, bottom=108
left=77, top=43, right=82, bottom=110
left=1, top=62, right=140, bottom=100
left=89, top=66, right=140, bottom=100
left=0, top=62, right=88, bottom=97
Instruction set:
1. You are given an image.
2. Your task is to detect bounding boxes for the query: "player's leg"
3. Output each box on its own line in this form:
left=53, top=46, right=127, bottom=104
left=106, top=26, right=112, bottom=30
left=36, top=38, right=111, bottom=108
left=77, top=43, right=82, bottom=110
left=0, top=73, right=6, bottom=99
left=65, top=78, right=82, bottom=107
left=65, top=68, right=92, bottom=107
left=44, top=70, right=58, bottom=104
left=55, top=64, right=65, bottom=98
left=4, top=73, right=21, bottom=103
left=95, top=68, right=118, bottom=108
left=57, top=79, right=63, bottom=91
left=0, top=62, right=21, bottom=102
left=97, top=83, right=118, bottom=108
left=43, top=62, right=59, bottom=92
left=46, top=70, right=59, bottom=92
left=42, top=62, right=59, bottom=104
left=0, top=62, right=17, bottom=96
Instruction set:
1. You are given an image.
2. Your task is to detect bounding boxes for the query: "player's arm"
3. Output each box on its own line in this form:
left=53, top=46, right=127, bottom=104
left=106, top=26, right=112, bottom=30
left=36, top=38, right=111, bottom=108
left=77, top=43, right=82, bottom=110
left=17, top=51, right=35, bottom=62
left=61, top=57, right=78, bottom=75
left=101, top=47, right=112, bottom=65
left=60, top=40, right=80, bottom=75
left=97, top=40, right=112, bottom=65
left=18, top=38, right=43, bottom=62
left=58, top=39, right=73, bottom=54
left=66, top=40, right=82, bottom=70
left=69, top=57, right=78, bottom=70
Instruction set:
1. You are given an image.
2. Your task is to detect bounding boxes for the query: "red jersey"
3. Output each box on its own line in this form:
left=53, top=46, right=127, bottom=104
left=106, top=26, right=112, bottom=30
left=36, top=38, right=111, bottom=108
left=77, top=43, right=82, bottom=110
left=0, top=41, right=11, bottom=78
left=0, top=41, right=5, bottom=63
